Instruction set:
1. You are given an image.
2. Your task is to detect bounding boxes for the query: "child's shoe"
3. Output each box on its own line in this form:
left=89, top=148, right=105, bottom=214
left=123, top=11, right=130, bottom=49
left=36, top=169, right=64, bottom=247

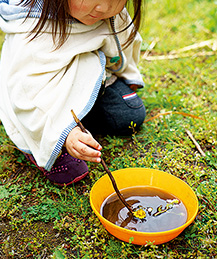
left=24, top=147, right=89, bottom=186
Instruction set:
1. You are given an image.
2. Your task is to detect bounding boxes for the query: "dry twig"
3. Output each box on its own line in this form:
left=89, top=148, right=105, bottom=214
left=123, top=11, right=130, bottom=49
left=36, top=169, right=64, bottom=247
left=185, top=129, right=206, bottom=157
left=143, top=111, right=206, bottom=123
left=71, top=109, right=134, bottom=216
left=142, top=37, right=159, bottom=59
left=142, top=38, right=217, bottom=60
left=143, top=111, right=206, bottom=157
left=170, top=39, right=217, bottom=54
left=143, top=51, right=215, bottom=61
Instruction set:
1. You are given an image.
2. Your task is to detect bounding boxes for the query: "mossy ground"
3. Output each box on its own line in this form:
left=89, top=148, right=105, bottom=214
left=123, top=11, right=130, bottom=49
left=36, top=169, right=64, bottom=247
left=0, top=0, right=217, bottom=258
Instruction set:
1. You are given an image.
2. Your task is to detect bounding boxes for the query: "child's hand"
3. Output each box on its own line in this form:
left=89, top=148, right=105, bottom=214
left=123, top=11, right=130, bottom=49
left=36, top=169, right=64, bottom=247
left=65, top=127, right=102, bottom=163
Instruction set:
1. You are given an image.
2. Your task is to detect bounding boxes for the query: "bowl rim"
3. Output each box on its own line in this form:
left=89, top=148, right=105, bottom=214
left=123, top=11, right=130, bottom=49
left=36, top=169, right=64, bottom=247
left=90, top=167, right=199, bottom=236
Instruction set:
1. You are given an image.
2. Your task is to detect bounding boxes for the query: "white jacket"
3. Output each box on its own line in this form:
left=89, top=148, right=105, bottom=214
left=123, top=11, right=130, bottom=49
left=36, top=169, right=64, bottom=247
left=0, top=9, right=144, bottom=170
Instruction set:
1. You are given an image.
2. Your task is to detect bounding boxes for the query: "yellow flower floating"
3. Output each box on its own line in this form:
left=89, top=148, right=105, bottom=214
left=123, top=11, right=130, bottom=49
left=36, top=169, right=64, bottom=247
left=133, top=208, right=147, bottom=219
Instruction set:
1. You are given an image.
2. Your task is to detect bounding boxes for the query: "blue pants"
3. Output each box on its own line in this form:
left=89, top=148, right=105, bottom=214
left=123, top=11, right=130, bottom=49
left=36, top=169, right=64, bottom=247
left=82, top=79, right=146, bottom=135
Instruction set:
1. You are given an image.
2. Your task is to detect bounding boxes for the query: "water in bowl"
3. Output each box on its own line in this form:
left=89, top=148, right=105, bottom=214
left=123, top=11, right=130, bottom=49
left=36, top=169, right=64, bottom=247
left=100, top=186, right=187, bottom=232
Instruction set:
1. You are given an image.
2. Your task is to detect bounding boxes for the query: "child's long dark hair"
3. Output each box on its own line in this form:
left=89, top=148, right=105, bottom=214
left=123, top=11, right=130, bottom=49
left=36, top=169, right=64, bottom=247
left=21, top=0, right=145, bottom=48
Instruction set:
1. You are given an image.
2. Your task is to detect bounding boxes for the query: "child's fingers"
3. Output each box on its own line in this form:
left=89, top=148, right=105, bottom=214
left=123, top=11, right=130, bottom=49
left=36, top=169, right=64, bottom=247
left=69, top=143, right=101, bottom=163
left=79, top=131, right=102, bottom=151
left=72, top=135, right=102, bottom=158
left=65, top=127, right=102, bottom=162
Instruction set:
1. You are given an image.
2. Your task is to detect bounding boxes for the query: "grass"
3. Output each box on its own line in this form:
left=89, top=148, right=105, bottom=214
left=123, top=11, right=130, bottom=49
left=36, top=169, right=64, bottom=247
left=0, top=0, right=217, bottom=258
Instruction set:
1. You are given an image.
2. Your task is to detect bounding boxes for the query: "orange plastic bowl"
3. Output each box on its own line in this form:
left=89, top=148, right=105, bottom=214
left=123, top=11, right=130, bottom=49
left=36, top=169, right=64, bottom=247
left=90, top=168, right=198, bottom=245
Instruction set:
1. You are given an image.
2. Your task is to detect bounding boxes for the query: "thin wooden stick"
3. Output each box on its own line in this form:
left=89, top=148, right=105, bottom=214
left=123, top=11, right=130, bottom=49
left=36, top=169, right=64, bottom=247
left=170, top=39, right=217, bottom=54
left=141, top=38, right=217, bottom=61
left=142, top=37, right=159, bottom=59
left=143, top=111, right=206, bottom=123
left=0, top=144, right=30, bottom=154
left=143, top=51, right=215, bottom=61
left=71, top=109, right=134, bottom=216
left=71, top=109, right=88, bottom=133
left=185, top=129, right=206, bottom=157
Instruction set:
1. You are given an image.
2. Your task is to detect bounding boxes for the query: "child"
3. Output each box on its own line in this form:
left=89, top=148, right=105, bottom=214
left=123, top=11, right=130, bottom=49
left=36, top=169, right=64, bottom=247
left=0, top=0, right=146, bottom=186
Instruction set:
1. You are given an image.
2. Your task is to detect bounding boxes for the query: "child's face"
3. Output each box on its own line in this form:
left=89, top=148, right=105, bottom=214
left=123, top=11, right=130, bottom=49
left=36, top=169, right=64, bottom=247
left=68, top=0, right=127, bottom=25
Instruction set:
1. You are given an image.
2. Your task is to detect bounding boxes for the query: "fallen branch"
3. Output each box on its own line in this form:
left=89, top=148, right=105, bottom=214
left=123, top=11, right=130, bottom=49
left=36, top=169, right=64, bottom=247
left=142, top=37, right=159, bottom=59
left=143, top=111, right=206, bottom=157
left=143, top=111, right=206, bottom=123
left=143, top=51, right=216, bottom=61
left=185, top=129, right=206, bottom=157
left=142, top=38, right=217, bottom=60
left=0, top=144, right=22, bottom=152
left=170, top=39, right=217, bottom=54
